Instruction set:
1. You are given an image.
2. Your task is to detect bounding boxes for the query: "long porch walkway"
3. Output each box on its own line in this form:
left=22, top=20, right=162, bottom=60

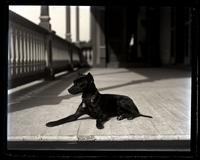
left=7, top=68, right=191, bottom=149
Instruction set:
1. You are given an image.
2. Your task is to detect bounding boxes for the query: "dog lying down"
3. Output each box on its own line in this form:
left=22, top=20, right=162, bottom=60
left=46, top=72, right=152, bottom=129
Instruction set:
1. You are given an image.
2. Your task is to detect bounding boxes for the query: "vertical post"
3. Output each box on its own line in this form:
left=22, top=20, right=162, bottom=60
left=66, top=6, right=71, bottom=41
left=76, top=6, right=80, bottom=42
left=39, top=5, right=54, bottom=80
left=8, top=23, right=12, bottom=80
left=44, top=33, right=54, bottom=80
left=66, top=6, right=73, bottom=70
left=76, top=6, right=83, bottom=67
left=69, top=45, right=73, bottom=71
left=90, top=7, right=97, bottom=66
left=39, top=6, right=51, bottom=31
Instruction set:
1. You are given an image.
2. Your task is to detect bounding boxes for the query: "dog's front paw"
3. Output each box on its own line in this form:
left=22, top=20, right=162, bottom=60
left=46, top=121, right=57, bottom=127
left=96, top=123, right=104, bottom=129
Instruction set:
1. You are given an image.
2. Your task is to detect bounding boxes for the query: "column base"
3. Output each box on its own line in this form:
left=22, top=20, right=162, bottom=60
left=44, top=67, right=55, bottom=80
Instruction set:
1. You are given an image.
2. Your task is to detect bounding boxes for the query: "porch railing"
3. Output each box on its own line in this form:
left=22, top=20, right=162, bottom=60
left=81, top=46, right=93, bottom=66
left=8, top=10, right=89, bottom=88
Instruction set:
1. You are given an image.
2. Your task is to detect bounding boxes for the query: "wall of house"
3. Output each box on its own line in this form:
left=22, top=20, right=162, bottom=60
left=91, top=6, right=192, bottom=68
left=137, top=7, right=146, bottom=59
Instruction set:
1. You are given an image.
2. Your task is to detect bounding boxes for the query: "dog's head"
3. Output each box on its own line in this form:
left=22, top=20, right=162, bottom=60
left=68, top=72, right=94, bottom=95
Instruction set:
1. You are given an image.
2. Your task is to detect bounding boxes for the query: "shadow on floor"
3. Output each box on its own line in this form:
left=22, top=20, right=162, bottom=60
left=97, top=68, right=191, bottom=92
left=8, top=68, right=90, bottom=113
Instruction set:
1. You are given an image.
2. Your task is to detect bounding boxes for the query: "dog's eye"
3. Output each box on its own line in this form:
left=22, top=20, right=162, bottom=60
left=80, top=83, right=84, bottom=87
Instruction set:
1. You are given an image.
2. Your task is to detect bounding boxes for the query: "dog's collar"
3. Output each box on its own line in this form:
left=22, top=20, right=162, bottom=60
left=82, top=91, right=100, bottom=104
left=91, top=91, right=100, bottom=103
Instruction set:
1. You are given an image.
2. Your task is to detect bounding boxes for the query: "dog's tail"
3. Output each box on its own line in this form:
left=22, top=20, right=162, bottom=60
left=138, top=113, right=152, bottom=118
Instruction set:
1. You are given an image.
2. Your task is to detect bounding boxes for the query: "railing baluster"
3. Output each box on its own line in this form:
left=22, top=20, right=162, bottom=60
left=35, top=35, right=38, bottom=71
left=32, top=34, right=34, bottom=72
left=16, top=29, right=20, bottom=76
left=13, top=28, right=16, bottom=77
left=40, top=39, right=42, bottom=70
left=33, top=34, right=36, bottom=72
left=39, top=38, right=41, bottom=71
left=31, top=33, right=33, bottom=72
left=23, top=31, right=26, bottom=73
left=21, top=30, right=24, bottom=74
left=8, top=26, right=12, bottom=80
left=19, top=30, right=23, bottom=75
left=28, top=33, right=30, bottom=73
left=43, top=41, right=45, bottom=69
left=40, top=40, right=43, bottom=70
left=36, top=35, right=39, bottom=71
left=29, top=33, right=32, bottom=72
left=41, top=40, right=43, bottom=70
left=41, top=41, right=43, bottom=69
left=34, top=35, right=37, bottom=72
left=38, top=39, right=41, bottom=71
left=16, top=29, right=19, bottom=76
left=30, top=33, right=33, bottom=72
left=31, top=33, right=34, bottom=72
left=38, top=37, right=41, bottom=71
left=14, top=29, right=17, bottom=76
left=10, top=26, right=14, bottom=77
left=41, top=40, right=43, bottom=71
left=24, top=31, right=28, bottom=73
left=27, top=32, right=30, bottom=73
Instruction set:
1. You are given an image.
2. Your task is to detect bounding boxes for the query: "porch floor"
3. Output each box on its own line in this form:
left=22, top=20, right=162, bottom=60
left=7, top=68, right=191, bottom=148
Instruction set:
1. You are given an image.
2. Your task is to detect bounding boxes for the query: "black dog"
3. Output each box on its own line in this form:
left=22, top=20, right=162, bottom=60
left=46, top=72, right=152, bottom=129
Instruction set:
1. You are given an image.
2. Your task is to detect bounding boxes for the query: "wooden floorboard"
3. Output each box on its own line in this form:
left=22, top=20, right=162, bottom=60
left=7, top=68, right=191, bottom=143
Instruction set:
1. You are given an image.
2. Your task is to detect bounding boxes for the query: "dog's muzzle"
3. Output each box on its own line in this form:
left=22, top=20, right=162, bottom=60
left=68, top=85, right=82, bottom=95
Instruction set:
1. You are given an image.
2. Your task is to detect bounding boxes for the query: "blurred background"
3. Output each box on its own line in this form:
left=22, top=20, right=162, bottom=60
left=7, top=5, right=198, bottom=149
left=9, top=6, right=194, bottom=71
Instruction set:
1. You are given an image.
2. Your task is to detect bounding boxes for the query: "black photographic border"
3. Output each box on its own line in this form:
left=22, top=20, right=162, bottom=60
left=1, top=0, right=199, bottom=159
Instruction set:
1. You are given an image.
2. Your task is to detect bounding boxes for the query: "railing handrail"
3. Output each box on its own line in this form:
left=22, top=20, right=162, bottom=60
left=51, top=32, right=78, bottom=49
left=9, top=10, right=78, bottom=48
left=9, top=10, right=49, bottom=35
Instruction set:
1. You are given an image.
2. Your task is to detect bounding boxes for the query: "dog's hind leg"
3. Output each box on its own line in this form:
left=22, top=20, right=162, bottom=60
left=117, top=113, right=130, bottom=120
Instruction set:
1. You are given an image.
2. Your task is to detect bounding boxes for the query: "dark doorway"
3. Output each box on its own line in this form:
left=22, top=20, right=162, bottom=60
left=106, top=6, right=161, bottom=67
left=98, top=6, right=193, bottom=68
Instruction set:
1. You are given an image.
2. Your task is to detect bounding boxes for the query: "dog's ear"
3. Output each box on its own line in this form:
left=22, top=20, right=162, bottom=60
left=87, top=72, right=94, bottom=82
